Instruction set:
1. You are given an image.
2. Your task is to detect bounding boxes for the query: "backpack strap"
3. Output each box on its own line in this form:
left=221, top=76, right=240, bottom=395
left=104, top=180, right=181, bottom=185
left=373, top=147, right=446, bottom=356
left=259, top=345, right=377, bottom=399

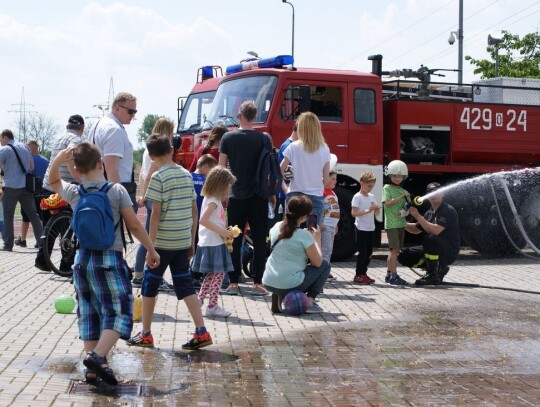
left=99, top=182, right=114, bottom=193
left=77, top=184, right=87, bottom=196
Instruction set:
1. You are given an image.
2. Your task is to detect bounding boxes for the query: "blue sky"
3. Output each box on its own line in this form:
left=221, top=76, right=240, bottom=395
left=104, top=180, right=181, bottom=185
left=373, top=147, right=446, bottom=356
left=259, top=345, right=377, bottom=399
left=1, top=0, right=539, bottom=145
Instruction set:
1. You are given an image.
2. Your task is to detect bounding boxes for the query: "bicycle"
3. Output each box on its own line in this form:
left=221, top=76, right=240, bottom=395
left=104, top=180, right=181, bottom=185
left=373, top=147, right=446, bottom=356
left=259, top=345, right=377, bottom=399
left=40, top=194, right=77, bottom=278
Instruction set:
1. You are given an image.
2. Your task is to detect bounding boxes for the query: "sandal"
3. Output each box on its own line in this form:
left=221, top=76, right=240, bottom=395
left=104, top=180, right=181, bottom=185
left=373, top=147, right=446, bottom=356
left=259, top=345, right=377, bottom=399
left=250, top=284, right=268, bottom=296
left=225, top=284, right=239, bottom=296
left=84, top=368, right=100, bottom=385
left=83, top=351, right=118, bottom=386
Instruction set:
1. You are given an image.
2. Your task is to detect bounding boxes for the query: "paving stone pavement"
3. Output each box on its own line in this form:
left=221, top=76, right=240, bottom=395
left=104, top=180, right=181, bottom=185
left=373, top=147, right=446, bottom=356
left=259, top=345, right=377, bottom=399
left=0, top=236, right=539, bottom=406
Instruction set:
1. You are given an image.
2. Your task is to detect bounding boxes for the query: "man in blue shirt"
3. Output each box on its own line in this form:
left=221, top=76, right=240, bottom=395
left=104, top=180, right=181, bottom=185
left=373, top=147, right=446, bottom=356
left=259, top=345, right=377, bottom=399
left=14, top=140, right=49, bottom=248
left=0, top=130, right=43, bottom=251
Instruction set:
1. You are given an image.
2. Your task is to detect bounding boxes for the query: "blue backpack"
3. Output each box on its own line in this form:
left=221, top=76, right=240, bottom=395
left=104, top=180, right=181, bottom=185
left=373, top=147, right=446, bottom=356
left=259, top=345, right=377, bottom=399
left=71, top=183, right=118, bottom=250
left=254, top=136, right=283, bottom=198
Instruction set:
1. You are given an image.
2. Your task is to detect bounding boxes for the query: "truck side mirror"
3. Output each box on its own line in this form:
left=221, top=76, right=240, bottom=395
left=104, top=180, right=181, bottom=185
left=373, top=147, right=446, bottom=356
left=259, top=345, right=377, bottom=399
left=298, top=85, right=311, bottom=113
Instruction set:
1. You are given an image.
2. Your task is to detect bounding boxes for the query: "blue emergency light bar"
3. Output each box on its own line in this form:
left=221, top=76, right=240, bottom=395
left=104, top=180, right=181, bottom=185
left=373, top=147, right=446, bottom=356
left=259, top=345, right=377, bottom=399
left=197, top=65, right=223, bottom=83
left=201, top=66, right=215, bottom=80
left=226, top=55, right=294, bottom=75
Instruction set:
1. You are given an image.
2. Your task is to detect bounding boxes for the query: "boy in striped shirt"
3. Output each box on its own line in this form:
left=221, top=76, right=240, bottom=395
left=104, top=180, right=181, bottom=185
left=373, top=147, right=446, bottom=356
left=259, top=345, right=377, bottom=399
left=127, top=134, right=212, bottom=350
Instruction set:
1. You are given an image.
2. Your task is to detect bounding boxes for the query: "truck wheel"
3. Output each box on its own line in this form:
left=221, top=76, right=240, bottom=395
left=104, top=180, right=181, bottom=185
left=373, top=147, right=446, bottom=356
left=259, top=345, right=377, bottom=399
left=331, top=187, right=357, bottom=261
left=464, top=216, right=520, bottom=256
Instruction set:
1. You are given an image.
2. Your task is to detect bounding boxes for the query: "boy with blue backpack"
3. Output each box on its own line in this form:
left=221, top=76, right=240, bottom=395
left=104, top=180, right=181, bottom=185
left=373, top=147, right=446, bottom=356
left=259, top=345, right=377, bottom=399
left=47, top=142, right=160, bottom=386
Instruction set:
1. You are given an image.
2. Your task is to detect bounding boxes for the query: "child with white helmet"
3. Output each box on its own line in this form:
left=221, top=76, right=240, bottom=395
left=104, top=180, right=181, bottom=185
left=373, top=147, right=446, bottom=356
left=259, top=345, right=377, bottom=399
left=382, top=160, right=410, bottom=285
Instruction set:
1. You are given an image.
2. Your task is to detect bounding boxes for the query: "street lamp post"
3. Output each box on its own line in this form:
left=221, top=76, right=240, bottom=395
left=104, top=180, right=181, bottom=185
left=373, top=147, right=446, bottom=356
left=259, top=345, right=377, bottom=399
left=448, top=0, right=463, bottom=86
left=282, top=0, right=295, bottom=60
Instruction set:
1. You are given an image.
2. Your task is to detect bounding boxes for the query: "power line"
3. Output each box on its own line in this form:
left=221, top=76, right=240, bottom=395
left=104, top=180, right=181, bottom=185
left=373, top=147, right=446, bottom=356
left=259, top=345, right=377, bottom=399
left=336, top=0, right=455, bottom=68
left=422, top=2, right=540, bottom=81
left=8, top=87, right=36, bottom=143
left=385, top=0, right=499, bottom=67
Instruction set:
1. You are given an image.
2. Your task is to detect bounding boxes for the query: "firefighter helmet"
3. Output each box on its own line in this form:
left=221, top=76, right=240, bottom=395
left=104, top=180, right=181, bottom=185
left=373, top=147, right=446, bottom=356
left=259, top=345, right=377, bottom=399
left=386, top=160, right=408, bottom=178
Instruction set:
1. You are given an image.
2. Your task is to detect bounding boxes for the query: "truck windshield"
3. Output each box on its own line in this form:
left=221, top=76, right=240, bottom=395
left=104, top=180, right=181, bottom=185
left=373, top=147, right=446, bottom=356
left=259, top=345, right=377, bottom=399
left=204, top=75, right=278, bottom=129
left=178, top=90, right=216, bottom=134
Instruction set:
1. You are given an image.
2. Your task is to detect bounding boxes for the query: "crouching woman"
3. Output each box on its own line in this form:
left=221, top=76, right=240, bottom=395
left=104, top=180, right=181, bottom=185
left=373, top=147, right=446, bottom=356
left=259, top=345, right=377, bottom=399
left=263, top=195, right=331, bottom=314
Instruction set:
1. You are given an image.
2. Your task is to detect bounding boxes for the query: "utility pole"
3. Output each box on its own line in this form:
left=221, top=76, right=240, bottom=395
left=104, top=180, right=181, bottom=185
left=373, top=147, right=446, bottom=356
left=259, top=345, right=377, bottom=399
left=458, top=0, right=463, bottom=86
left=448, top=0, right=464, bottom=86
left=93, top=77, right=115, bottom=116
left=107, top=77, right=115, bottom=111
left=8, top=87, right=36, bottom=143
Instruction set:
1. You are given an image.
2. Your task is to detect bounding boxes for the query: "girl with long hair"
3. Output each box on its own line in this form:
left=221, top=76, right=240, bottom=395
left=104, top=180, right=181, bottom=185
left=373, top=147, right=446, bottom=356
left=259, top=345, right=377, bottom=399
left=192, top=166, right=237, bottom=318
left=189, top=124, right=228, bottom=172
left=262, top=195, right=331, bottom=314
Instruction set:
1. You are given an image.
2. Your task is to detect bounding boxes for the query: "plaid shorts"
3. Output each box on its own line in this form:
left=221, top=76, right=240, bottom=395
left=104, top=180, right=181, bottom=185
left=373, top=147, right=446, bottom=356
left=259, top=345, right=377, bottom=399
left=73, top=249, right=133, bottom=341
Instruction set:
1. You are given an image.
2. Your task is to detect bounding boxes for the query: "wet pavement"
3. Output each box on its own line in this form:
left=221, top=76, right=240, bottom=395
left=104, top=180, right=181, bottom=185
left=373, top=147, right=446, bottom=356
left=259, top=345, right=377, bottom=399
left=1, top=236, right=539, bottom=406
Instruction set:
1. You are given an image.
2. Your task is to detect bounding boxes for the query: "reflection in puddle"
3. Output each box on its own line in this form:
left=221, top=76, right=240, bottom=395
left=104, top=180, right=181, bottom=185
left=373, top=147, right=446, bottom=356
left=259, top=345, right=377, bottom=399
left=173, top=349, right=239, bottom=364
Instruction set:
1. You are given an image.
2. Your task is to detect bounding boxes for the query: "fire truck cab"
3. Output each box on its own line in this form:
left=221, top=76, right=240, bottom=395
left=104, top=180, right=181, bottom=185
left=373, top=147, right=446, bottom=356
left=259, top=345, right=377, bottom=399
left=175, top=65, right=222, bottom=168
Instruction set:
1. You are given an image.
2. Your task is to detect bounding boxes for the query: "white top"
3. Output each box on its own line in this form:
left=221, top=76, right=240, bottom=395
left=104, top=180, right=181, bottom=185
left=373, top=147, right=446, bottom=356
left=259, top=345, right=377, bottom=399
left=91, top=113, right=134, bottom=183
left=198, top=196, right=226, bottom=247
left=283, top=142, right=330, bottom=196
left=352, top=192, right=376, bottom=231
left=140, top=150, right=152, bottom=181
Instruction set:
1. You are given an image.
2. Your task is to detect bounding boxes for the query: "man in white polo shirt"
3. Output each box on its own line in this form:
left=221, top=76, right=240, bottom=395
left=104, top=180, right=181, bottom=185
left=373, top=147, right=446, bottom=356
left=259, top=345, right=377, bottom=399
left=90, top=92, right=138, bottom=211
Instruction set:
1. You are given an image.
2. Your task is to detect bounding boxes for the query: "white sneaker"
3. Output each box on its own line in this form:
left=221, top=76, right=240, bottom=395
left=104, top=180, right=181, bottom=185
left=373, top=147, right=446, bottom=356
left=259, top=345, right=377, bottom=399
left=205, top=305, right=231, bottom=318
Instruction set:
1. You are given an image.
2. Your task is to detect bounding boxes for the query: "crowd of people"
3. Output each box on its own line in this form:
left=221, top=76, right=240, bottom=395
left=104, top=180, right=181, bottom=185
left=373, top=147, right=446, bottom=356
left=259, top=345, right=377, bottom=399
left=0, top=95, right=460, bottom=386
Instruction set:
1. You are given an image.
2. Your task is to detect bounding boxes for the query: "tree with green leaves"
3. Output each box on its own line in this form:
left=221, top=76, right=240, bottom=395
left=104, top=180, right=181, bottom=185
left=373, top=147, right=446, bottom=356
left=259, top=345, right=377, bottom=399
left=466, top=30, right=540, bottom=79
left=136, top=114, right=161, bottom=147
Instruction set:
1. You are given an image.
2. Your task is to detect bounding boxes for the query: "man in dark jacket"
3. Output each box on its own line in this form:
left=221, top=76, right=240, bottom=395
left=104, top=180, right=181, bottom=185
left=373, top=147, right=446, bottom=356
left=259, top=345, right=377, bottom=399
left=399, top=182, right=460, bottom=285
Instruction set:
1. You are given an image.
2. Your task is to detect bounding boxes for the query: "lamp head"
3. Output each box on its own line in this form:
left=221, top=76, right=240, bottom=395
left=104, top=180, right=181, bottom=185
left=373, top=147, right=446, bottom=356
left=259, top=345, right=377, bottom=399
left=448, top=32, right=456, bottom=45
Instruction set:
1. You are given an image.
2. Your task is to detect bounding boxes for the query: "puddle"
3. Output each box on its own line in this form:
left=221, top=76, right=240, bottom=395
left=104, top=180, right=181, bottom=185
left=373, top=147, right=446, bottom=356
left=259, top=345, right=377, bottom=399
left=57, top=293, right=540, bottom=405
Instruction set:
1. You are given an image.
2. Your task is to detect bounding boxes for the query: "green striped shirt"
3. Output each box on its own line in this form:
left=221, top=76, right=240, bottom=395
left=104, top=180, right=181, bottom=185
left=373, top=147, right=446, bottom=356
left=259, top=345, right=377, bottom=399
left=145, top=164, right=196, bottom=250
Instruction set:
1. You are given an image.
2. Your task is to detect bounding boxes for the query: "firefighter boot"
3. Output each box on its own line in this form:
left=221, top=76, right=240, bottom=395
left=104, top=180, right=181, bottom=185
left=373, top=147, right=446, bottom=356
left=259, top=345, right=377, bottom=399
left=439, top=265, right=450, bottom=282
left=415, top=257, right=441, bottom=286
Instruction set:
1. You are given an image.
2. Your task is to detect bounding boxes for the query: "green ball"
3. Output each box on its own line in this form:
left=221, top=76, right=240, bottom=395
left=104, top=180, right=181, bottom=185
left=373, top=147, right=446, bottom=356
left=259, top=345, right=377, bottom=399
left=54, top=295, right=76, bottom=314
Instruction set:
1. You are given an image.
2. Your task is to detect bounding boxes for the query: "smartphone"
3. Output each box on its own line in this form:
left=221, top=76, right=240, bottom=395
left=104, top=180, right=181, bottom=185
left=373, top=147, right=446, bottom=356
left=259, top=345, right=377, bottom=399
left=307, top=214, right=318, bottom=229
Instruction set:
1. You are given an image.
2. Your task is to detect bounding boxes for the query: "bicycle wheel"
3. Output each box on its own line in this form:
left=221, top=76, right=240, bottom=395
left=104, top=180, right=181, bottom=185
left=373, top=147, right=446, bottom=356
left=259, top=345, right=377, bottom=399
left=42, top=212, right=77, bottom=278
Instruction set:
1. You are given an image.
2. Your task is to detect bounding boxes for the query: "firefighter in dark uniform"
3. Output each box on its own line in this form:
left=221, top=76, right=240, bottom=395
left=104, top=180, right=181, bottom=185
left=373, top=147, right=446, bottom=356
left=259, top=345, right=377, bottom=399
left=398, top=182, right=460, bottom=285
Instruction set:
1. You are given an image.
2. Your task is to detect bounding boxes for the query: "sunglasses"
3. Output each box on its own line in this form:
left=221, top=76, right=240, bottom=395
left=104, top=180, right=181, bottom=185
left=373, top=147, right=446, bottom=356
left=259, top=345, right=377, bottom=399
left=119, top=105, right=137, bottom=115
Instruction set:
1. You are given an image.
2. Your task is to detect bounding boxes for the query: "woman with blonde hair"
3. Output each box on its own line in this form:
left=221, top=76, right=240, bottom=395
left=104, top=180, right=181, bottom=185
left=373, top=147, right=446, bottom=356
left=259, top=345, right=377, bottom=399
left=280, top=112, right=331, bottom=227
left=133, top=118, right=175, bottom=290
left=189, top=124, right=228, bottom=172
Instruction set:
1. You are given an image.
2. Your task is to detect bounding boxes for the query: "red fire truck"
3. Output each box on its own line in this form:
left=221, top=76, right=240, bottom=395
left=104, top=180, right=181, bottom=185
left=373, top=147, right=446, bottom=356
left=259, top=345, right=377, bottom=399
left=177, top=55, right=540, bottom=260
